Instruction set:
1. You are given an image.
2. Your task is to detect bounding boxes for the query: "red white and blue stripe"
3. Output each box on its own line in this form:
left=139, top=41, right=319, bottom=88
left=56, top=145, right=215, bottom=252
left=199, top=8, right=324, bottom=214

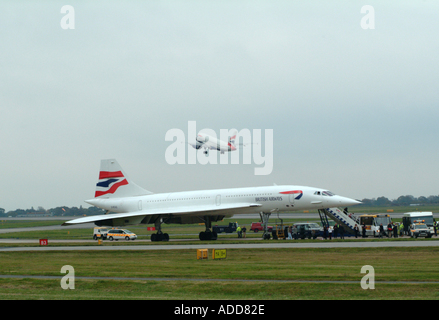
left=279, top=190, right=303, bottom=200
left=95, top=171, right=128, bottom=197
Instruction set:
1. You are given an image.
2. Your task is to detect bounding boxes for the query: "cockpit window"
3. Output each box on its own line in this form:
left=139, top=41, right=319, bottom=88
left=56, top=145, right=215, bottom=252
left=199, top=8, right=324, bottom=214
left=314, top=191, right=321, bottom=195
left=322, top=191, right=335, bottom=197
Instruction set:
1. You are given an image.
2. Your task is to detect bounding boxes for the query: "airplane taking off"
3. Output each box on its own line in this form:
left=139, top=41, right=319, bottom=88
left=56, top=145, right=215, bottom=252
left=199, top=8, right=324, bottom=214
left=190, top=130, right=237, bottom=154
left=63, top=159, right=361, bottom=241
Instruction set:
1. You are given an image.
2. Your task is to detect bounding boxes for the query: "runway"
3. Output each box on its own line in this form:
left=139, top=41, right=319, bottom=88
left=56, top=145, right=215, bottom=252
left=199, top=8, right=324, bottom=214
left=1, top=213, right=439, bottom=252
left=1, top=239, right=439, bottom=251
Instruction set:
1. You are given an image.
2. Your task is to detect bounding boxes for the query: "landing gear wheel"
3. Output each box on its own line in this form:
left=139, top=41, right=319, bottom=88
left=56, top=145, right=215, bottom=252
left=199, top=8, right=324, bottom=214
left=199, top=231, right=217, bottom=241
left=151, top=233, right=170, bottom=242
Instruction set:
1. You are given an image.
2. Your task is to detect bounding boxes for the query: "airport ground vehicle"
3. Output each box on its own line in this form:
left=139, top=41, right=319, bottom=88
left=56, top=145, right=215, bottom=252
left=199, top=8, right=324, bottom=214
left=410, top=223, right=431, bottom=238
left=107, top=229, right=137, bottom=241
left=358, top=214, right=392, bottom=237
left=93, top=227, right=109, bottom=240
left=213, top=222, right=238, bottom=234
left=292, top=222, right=322, bottom=239
left=250, top=222, right=273, bottom=233
left=402, top=212, right=434, bottom=236
left=272, top=223, right=287, bottom=240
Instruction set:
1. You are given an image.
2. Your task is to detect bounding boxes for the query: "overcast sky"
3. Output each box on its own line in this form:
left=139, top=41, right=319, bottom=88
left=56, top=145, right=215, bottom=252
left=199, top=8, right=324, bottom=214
left=1, top=1, right=438, bottom=211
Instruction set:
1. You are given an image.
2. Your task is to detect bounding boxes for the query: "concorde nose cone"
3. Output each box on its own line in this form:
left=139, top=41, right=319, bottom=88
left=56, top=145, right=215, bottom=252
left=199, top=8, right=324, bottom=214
left=331, top=196, right=361, bottom=207
left=337, top=196, right=362, bottom=207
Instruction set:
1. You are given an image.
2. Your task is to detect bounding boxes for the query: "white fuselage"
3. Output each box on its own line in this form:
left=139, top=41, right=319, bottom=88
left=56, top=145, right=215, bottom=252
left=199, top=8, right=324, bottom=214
left=196, top=133, right=236, bottom=152
left=86, top=185, right=359, bottom=216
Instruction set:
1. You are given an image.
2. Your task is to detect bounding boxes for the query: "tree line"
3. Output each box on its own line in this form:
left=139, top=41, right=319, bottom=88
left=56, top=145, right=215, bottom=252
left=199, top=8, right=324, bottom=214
left=358, top=195, right=439, bottom=207
left=0, top=206, right=105, bottom=217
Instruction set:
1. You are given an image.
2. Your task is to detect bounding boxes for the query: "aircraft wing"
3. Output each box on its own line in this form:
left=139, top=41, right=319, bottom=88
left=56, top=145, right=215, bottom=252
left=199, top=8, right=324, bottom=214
left=187, top=141, right=204, bottom=150
left=62, top=202, right=262, bottom=226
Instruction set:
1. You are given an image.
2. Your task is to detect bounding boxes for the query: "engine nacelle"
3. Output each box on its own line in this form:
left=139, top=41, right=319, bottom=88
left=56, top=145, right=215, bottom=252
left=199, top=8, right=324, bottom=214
left=196, top=135, right=209, bottom=143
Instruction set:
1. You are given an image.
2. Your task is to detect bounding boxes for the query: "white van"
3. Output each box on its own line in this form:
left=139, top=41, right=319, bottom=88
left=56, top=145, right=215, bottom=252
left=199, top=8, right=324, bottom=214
left=402, top=212, right=434, bottom=236
left=107, top=229, right=137, bottom=241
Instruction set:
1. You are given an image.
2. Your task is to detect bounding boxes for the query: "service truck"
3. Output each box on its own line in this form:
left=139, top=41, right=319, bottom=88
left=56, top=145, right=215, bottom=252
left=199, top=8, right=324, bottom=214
left=93, top=227, right=109, bottom=240
left=250, top=222, right=273, bottom=233
left=358, top=214, right=392, bottom=237
left=410, top=223, right=430, bottom=238
left=402, top=212, right=434, bottom=236
left=212, top=222, right=238, bottom=234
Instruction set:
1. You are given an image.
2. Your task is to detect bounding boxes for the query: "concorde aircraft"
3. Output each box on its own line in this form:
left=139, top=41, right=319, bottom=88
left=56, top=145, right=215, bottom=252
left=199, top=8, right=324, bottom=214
left=63, top=159, right=361, bottom=241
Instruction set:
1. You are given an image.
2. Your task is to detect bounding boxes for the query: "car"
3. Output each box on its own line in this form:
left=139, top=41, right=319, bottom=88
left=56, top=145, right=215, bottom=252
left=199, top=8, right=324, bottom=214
left=250, top=222, right=273, bottom=233
left=292, top=222, right=322, bottom=239
left=410, top=223, right=431, bottom=238
left=107, top=229, right=137, bottom=241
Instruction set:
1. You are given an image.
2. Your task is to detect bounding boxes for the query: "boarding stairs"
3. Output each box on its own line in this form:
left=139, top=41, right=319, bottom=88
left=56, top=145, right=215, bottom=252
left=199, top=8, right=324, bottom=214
left=318, top=208, right=362, bottom=235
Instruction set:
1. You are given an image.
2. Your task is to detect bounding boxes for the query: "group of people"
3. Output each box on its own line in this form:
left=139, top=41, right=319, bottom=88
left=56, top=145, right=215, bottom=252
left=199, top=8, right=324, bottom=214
left=236, top=225, right=246, bottom=238
left=377, top=222, right=402, bottom=238
left=235, top=220, right=439, bottom=239
left=323, top=222, right=403, bottom=239
left=322, top=224, right=346, bottom=240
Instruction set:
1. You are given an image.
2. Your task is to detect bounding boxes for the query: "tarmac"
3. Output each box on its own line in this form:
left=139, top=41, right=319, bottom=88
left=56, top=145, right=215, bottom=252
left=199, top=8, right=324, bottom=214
left=1, top=238, right=439, bottom=251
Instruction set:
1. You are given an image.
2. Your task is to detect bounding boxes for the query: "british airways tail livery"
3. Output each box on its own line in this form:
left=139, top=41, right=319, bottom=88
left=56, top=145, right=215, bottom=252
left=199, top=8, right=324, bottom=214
left=63, top=159, right=361, bottom=241
left=94, top=159, right=152, bottom=198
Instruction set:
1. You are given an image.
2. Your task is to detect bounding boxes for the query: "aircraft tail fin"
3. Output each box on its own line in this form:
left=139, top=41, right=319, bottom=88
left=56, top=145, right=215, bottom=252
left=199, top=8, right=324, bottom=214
left=228, top=129, right=238, bottom=147
left=94, top=159, right=152, bottom=198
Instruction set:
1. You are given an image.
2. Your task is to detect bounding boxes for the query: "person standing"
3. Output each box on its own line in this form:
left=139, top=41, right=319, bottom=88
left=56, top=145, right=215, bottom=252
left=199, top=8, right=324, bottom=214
left=339, top=225, right=345, bottom=239
left=362, top=222, right=367, bottom=238
left=387, top=222, right=392, bottom=238
left=242, top=225, right=247, bottom=238
left=379, top=223, right=384, bottom=238
left=354, top=224, right=359, bottom=238
left=434, top=220, right=437, bottom=237
left=237, top=225, right=242, bottom=238
left=288, top=225, right=293, bottom=240
left=393, top=223, right=398, bottom=238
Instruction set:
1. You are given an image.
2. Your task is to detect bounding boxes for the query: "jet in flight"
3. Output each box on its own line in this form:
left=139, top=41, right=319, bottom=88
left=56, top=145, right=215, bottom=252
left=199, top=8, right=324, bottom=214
left=189, top=130, right=237, bottom=155
left=63, top=159, right=361, bottom=241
